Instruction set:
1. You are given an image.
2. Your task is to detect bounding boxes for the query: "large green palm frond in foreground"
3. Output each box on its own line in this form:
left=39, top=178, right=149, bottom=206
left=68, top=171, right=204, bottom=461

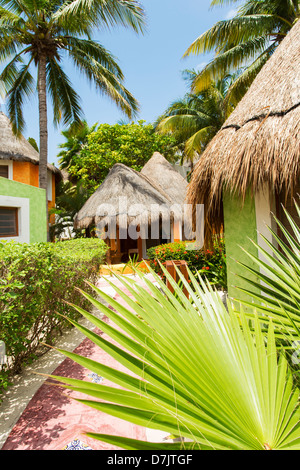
left=47, top=263, right=300, bottom=450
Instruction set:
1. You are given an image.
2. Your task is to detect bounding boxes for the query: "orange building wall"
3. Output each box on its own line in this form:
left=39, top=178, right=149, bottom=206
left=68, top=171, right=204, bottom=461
left=48, top=174, right=56, bottom=224
left=12, top=160, right=56, bottom=221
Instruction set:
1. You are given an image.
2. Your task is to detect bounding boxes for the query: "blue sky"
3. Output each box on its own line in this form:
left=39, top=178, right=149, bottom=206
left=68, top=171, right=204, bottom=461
left=9, top=0, right=240, bottom=166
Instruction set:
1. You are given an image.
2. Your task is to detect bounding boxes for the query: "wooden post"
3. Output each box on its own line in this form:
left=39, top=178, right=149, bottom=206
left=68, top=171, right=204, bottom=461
left=165, top=260, right=189, bottom=298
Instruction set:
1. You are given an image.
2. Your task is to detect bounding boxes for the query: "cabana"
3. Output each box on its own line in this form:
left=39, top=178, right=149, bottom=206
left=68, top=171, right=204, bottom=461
left=74, top=159, right=187, bottom=262
left=187, top=20, right=300, bottom=302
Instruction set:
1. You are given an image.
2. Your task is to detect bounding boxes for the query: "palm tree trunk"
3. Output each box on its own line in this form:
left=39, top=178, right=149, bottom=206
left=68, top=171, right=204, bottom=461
left=37, top=54, right=49, bottom=240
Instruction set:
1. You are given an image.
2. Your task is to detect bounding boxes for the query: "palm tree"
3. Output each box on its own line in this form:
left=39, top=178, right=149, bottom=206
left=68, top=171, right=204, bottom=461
left=155, top=71, right=235, bottom=166
left=184, top=0, right=299, bottom=104
left=57, top=120, right=98, bottom=173
left=49, top=179, right=90, bottom=240
left=0, top=0, right=145, bottom=216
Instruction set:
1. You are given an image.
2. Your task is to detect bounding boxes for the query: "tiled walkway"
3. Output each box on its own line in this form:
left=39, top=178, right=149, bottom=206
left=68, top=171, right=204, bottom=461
left=1, top=273, right=167, bottom=450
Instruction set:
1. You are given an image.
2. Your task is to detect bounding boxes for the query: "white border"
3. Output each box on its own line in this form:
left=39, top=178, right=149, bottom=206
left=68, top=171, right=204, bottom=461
left=0, top=195, right=30, bottom=243
left=0, top=160, right=13, bottom=180
left=47, top=170, right=52, bottom=202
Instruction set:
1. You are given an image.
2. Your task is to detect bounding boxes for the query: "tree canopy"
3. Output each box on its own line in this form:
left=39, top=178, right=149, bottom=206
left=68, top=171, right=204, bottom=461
left=184, top=0, right=299, bottom=105
left=60, top=120, right=178, bottom=194
left=155, top=71, right=236, bottom=164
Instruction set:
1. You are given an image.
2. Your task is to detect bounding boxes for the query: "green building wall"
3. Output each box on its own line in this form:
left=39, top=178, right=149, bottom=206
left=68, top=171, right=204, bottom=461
left=223, top=190, right=260, bottom=306
left=0, top=177, right=47, bottom=243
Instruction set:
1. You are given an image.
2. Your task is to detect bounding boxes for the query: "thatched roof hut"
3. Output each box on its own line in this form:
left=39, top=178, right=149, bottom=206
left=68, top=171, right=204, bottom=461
left=74, top=163, right=178, bottom=231
left=141, top=152, right=188, bottom=205
left=0, top=112, right=61, bottom=177
left=188, top=19, right=300, bottom=234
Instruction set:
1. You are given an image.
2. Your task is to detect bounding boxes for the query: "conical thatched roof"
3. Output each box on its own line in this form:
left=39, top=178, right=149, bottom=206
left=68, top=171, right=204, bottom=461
left=0, top=112, right=60, bottom=175
left=141, top=152, right=188, bottom=205
left=74, top=163, right=179, bottom=230
left=188, top=20, right=300, bottom=223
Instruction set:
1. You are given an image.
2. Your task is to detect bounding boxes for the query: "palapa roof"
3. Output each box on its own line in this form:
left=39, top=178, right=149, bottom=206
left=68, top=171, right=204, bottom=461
left=188, top=20, right=300, bottom=222
left=141, top=152, right=188, bottom=205
left=74, top=162, right=180, bottom=230
left=0, top=112, right=61, bottom=176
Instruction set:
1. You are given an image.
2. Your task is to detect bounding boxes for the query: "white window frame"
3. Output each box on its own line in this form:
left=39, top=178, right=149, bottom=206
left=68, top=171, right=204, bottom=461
left=0, top=195, right=30, bottom=243
left=0, top=160, right=13, bottom=180
left=47, top=170, right=52, bottom=202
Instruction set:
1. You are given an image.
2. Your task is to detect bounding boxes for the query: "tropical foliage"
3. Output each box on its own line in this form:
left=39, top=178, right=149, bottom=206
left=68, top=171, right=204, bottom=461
left=147, top=238, right=227, bottom=291
left=184, top=0, right=300, bottom=105
left=0, top=0, right=145, bottom=196
left=49, top=180, right=90, bottom=241
left=47, top=263, right=300, bottom=450
left=58, top=121, right=98, bottom=174
left=0, top=238, right=108, bottom=392
left=155, top=71, right=236, bottom=163
left=63, top=120, right=178, bottom=194
left=234, top=201, right=300, bottom=353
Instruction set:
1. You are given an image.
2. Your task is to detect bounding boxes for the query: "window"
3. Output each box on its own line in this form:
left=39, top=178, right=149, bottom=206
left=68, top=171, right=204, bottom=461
left=0, top=160, right=13, bottom=179
left=0, top=165, right=9, bottom=178
left=0, top=207, right=18, bottom=237
left=47, top=170, right=52, bottom=201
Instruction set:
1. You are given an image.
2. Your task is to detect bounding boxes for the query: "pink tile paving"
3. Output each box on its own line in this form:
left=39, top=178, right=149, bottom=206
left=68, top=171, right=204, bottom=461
left=2, top=274, right=157, bottom=450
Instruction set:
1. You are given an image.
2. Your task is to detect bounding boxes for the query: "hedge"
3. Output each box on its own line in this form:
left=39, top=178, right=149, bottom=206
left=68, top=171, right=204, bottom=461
left=147, top=238, right=227, bottom=291
left=0, top=238, right=108, bottom=393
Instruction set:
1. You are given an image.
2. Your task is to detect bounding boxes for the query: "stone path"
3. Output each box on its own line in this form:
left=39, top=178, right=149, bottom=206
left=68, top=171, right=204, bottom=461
left=0, top=273, right=168, bottom=450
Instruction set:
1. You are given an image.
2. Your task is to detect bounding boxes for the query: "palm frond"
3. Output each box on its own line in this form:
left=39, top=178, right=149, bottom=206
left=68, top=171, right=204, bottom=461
left=191, top=36, right=271, bottom=93
left=223, top=43, right=275, bottom=110
left=183, top=15, right=277, bottom=57
left=185, top=125, right=215, bottom=156
left=46, top=57, right=83, bottom=126
left=53, top=0, right=146, bottom=34
left=44, top=263, right=300, bottom=450
left=68, top=44, right=139, bottom=118
left=6, top=58, right=34, bottom=135
left=235, top=200, right=300, bottom=344
left=157, top=113, right=213, bottom=139
left=64, top=37, right=124, bottom=79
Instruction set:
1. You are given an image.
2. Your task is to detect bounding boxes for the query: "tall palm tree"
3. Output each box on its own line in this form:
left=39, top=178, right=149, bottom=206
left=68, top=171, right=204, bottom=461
left=155, top=72, right=235, bottom=166
left=0, top=0, right=145, bottom=214
left=184, top=0, right=299, bottom=104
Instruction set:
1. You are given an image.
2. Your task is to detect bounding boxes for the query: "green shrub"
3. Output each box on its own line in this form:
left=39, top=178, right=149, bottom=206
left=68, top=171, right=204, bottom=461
left=0, top=238, right=108, bottom=392
left=147, top=238, right=227, bottom=290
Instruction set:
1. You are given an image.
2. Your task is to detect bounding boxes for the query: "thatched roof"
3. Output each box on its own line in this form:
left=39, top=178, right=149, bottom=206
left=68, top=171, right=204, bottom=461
left=188, top=20, right=300, bottom=223
left=74, top=163, right=181, bottom=230
left=141, top=152, right=188, bottom=205
left=0, top=112, right=61, bottom=176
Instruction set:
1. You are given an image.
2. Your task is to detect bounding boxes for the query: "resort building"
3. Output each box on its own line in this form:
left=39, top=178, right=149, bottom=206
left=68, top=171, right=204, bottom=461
left=74, top=152, right=190, bottom=262
left=0, top=112, right=61, bottom=243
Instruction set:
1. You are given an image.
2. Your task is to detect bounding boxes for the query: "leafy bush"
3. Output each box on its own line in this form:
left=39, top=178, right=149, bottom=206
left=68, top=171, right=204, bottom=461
left=147, top=238, right=227, bottom=290
left=0, top=238, right=108, bottom=392
left=65, top=120, right=178, bottom=195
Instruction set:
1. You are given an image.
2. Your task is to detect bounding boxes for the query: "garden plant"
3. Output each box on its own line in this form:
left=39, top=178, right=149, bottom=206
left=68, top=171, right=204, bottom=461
left=0, top=238, right=108, bottom=392
left=45, top=213, right=300, bottom=449
left=147, top=237, right=227, bottom=291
